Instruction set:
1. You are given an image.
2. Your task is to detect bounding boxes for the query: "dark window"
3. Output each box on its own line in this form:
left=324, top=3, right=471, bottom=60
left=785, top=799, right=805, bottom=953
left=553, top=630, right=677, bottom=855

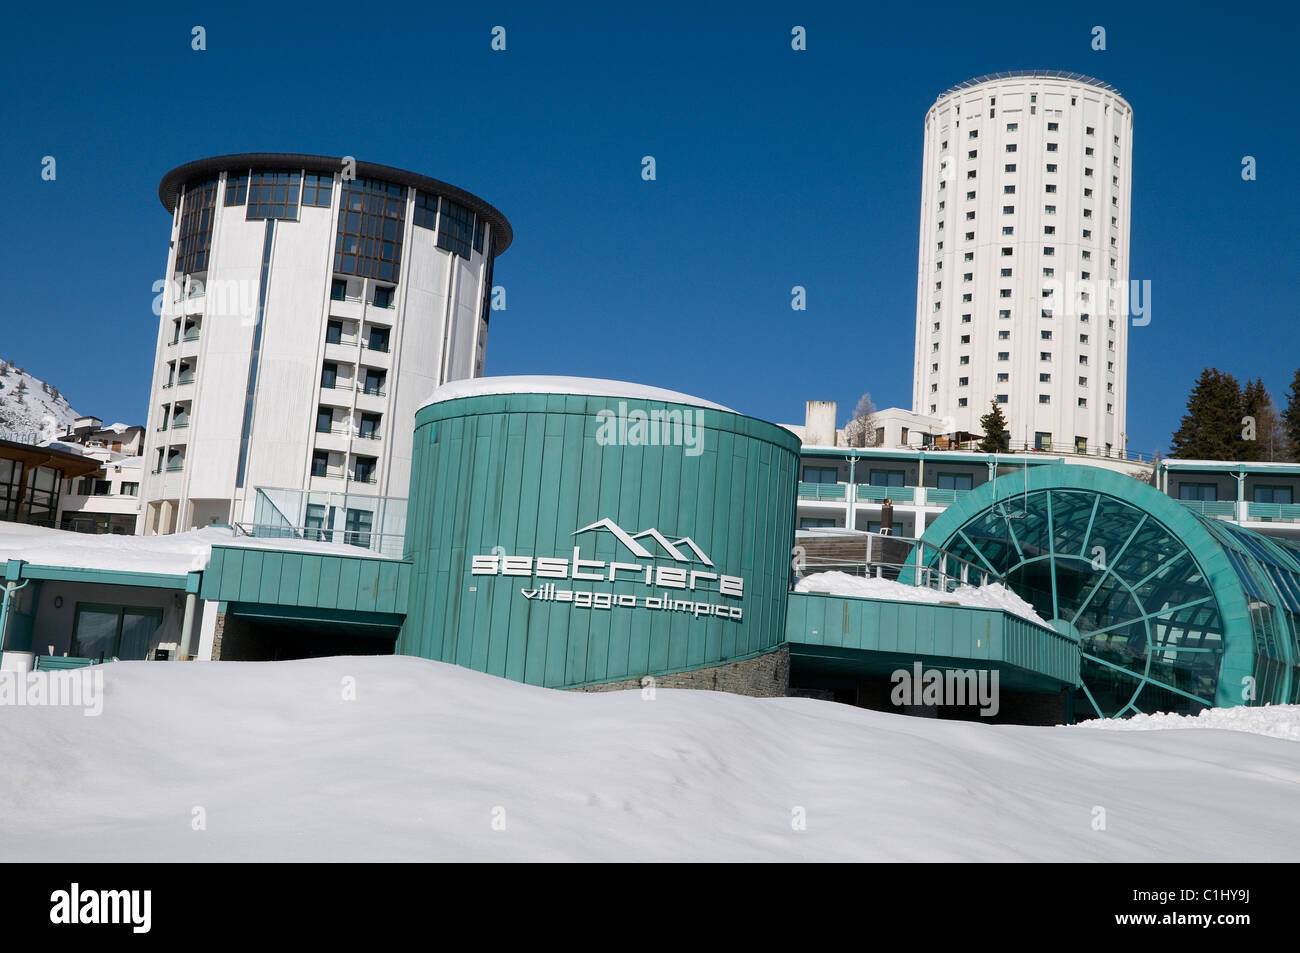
left=412, top=190, right=439, bottom=230
left=366, top=326, right=390, bottom=352
left=224, top=173, right=248, bottom=206
left=321, top=362, right=338, bottom=389
left=359, top=412, right=381, bottom=439
left=363, top=369, right=386, bottom=396
left=246, top=170, right=301, bottom=220
left=331, top=278, right=348, bottom=301
left=311, top=450, right=330, bottom=478
left=175, top=179, right=218, bottom=273
left=353, top=457, right=378, bottom=484
left=326, top=321, right=343, bottom=345
left=869, top=470, right=905, bottom=488
left=372, top=286, right=394, bottom=308
left=1254, top=485, right=1294, bottom=504
left=316, top=406, right=333, bottom=434
left=304, top=503, right=330, bottom=541
left=437, top=198, right=475, bottom=258
left=344, top=508, right=373, bottom=547
left=472, top=216, right=486, bottom=254
left=335, top=178, right=407, bottom=281
left=70, top=604, right=164, bottom=661
left=1178, top=483, right=1218, bottom=502
left=302, top=172, right=333, bottom=208
left=935, top=473, right=973, bottom=491
left=799, top=518, right=836, bottom=530
left=802, top=466, right=838, bottom=484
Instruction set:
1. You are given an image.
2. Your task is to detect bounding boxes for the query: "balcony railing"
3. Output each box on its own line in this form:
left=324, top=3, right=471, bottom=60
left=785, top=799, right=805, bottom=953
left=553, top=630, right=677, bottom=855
left=363, top=341, right=390, bottom=353
left=311, top=465, right=347, bottom=480
left=1245, top=502, right=1300, bottom=523
left=854, top=484, right=912, bottom=503
left=356, top=384, right=387, bottom=398
left=797, top=482, right=846, bottom=501
left=1178, top=500, right=1236, bottom=518
left=182, top=330, right=200, bottom=342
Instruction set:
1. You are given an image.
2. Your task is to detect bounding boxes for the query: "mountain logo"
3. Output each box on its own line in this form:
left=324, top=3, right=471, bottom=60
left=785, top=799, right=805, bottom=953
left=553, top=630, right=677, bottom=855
left=572, top=518, right=714, bottom=566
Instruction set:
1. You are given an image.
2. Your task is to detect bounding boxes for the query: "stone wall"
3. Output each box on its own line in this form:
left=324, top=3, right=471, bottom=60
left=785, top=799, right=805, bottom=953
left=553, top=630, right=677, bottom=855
left=572, top=646, right=789, bottom=698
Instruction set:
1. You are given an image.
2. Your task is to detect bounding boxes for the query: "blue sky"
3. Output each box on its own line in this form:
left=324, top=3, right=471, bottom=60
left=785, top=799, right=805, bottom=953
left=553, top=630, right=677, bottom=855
left=2, top=0, right=1295, bottom=455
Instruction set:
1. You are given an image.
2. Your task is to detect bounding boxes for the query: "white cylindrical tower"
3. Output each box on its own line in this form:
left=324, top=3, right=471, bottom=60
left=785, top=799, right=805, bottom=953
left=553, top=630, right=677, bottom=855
left=141, top=153, right=511, bottom=540
left=912, top=71, right=1134, bottom=456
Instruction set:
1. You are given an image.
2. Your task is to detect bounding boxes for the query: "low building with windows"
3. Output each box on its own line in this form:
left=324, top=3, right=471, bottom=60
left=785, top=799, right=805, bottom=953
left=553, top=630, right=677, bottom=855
left=139, top=153, right=511, bottom=546
left=0, top=437, right=101, bottom=528
left=51, top=417, right=145, bottom=535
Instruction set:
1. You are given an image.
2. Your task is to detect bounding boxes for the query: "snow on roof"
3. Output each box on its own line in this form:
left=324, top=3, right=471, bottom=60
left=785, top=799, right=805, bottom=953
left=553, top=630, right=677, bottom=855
left=0, top=524, right=401, bottom=577
left=422, top=376, right=733, bottom=412
left=795, top=571, right=1049, bottom=625
left=106, top=422, right=132, bottom=433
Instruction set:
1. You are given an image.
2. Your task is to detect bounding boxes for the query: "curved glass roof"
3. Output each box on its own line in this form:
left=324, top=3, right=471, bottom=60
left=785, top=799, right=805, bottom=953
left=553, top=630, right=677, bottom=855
left=912, top=465, right=1300, bottom=718
left=939, top=70, right=1123, bottom=99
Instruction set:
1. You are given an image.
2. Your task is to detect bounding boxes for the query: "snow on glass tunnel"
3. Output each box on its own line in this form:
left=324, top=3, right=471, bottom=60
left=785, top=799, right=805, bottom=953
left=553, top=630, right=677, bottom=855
left=914, top=463, right=1300, bottom=718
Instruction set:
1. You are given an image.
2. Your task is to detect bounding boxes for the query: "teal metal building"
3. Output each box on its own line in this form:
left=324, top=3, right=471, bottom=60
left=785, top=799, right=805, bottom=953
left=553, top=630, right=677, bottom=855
left=398, top=379, right=800, bottom=691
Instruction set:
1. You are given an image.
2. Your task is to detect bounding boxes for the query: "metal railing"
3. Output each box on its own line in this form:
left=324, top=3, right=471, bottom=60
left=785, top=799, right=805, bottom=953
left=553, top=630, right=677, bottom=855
left=1246, top=502, right=1300, bottom=523
left=795, top=533, right=1004, bottom=593
left=233, top=521, right=405, bottom=558
left=797, top=481, right=846, bottom=501
left=1178, top=500, right=1236, bottom=518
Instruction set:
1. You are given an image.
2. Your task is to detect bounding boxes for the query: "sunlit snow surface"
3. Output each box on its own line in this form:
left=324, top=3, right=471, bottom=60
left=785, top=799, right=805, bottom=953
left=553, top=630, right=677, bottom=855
left=1080, top=704, right=1300, bottom=741
left=795, top=571, right=1048, bottom=625
left=2, top=656, right=1297, bottom=861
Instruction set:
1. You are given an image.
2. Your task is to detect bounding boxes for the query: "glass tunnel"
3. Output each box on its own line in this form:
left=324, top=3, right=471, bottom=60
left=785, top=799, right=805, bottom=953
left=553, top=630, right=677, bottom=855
left=911, top=464, right=1300, bottom=718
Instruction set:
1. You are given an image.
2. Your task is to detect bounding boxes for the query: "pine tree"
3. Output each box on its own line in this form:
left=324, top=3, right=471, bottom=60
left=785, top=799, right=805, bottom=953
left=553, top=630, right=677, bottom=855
left=978, top=400, right=1010, bottom=452
left=1169, top=368, right=1245, bottom=460
left=1282, top=369, right=1300, bottom=463
left=1241, top=377, right=1284, bottom=462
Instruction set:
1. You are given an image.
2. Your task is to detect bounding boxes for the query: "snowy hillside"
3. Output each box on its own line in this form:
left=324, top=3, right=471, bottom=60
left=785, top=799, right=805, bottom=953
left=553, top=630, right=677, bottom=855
left=0, top=359, right=78, bottom=442
left=1, top=655, right=1297, bottom=861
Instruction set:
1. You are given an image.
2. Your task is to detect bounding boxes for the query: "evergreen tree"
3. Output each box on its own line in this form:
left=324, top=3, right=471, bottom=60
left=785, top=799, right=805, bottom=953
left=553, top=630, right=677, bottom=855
left=978, top=400, right=1010, bottom=452
left=1242, top=377, right=1284, bottom=462
left=1283, top=368, right=1300, bottom=463
left=1169, top=368, right=1245, bottom=460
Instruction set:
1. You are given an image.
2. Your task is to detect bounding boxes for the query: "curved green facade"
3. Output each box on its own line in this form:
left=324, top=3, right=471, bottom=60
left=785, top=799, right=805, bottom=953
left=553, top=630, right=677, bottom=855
left=400, top=388, right=800, bottom=688
left=913, top=464, right=1300, bottom=717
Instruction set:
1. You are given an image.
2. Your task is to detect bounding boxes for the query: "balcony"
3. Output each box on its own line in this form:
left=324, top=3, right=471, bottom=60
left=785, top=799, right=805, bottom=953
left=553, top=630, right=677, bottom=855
left=854, top=484, right=915, bottom=503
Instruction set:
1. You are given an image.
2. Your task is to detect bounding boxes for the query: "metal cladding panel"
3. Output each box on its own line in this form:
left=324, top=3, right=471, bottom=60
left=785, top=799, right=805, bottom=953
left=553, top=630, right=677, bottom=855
left=785, top=591, right=1080, bottom=687
left=401, top=392, right=800, bottom=687
left=200, top=545, right=411, bottom=615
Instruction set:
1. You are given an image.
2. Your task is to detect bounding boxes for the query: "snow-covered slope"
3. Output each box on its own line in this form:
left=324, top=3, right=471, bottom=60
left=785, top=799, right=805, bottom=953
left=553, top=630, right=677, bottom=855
left=0, top=359, right=78, bottom=443
left=1, top=655, right=1296, bottom=861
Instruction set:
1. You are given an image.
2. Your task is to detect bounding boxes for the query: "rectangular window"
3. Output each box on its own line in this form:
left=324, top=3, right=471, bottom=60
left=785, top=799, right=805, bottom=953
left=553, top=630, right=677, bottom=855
left=997, top=352, right=1009, bottom=361
left=335, top=178, right=407, bottom=281
left=326, top=320, right=343, bottom=345
left=302, top=172, right=334, bottom=208
left=437, top=198, right=476, bottom=259
left=372, top=285, right=394, bottom=308
left=1034, top=432, right=1052, bottom=450
left=353, top=456, right=378, bottom=485
left=344, top=508, right=374, bottom=547
left=359, top=413, right=382, bottom=440
left=997, top=372, right=1009, bottom=382
left=936, top=472, right=974, bottom=491
left=869, top=470, right=906, bottom=488
left=316, top=406, right=333, bottom=434
left=175, top=179, right=218, bottom=273
left=246, top=170, right=302, bottom=220
left=304, top=503, right=330, bottom=542
left=311, top=450, right=331, bottom=478
left=1179, top=483, right=1218, bottom=502
left=321, top=362, right=338, bottom=389
left=224, top=173, right=248, bottom=206
left=1254, top=485, right=1294, bottom=504
left=803, top=466, right=838, bottom=484
left=1039, top=373, right=1051, bottom=383
left=366, top=326, right=390, bottom=352
left=331, top=278, right=348, bottom=301
left=799, top=517, right=836, bottom=530
left=70, top=604, right=164, bottom=661
left=363, top=368, right=386, bottom=396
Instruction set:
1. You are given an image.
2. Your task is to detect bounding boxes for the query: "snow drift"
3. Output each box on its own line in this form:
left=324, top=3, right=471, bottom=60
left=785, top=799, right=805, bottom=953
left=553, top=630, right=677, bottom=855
left=1, top=655, right=1296, bottom=861
left=795, top=570, right=1049, bottom=625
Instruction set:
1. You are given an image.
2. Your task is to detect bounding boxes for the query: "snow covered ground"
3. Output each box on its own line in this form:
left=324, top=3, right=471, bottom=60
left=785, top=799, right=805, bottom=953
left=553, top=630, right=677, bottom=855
left=1080, top=704, right=1300, bottom=741
left=796, top=570, right=1049, bottom=625
left=2, top=655, right=1296, bottom=861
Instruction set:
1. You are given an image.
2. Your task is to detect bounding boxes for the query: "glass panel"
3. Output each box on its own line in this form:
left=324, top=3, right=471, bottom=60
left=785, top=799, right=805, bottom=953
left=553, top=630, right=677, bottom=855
left=72, top=608, right=119, bottom=659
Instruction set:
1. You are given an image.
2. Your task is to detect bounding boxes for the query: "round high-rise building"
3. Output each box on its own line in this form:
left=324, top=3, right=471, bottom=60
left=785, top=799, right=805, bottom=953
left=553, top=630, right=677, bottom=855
left=140, top=154, right=511, bottom=541
left=912, top=71, right=1133, bottom=456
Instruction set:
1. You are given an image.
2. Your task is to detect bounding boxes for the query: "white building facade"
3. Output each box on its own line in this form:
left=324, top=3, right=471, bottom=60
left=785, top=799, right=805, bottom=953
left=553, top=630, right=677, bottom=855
left=912, top=71, right=1134, bottom=456
left=140, top=154, right=511, bottom=541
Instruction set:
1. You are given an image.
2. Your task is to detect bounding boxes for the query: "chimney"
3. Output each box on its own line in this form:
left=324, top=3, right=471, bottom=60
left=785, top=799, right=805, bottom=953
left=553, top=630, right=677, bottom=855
left=805, top=401, right=837, bottom=446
